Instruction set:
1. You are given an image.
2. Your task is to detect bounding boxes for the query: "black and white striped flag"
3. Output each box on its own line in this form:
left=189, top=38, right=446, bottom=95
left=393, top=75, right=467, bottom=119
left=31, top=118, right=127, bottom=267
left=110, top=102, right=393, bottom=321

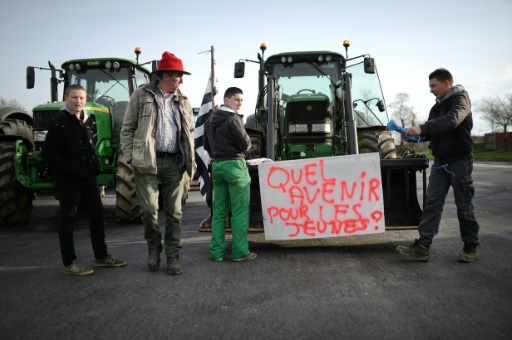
left=193, top=74, right=218, bottom=207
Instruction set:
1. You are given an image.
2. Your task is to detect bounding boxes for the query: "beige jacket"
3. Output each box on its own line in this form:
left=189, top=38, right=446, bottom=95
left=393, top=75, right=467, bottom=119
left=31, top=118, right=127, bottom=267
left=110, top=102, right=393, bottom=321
left=120, top=81, right=195, bottom=177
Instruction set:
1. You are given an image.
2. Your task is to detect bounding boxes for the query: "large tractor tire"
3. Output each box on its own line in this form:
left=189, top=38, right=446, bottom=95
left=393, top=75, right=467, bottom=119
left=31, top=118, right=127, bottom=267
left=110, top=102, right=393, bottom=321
left=358, top=129, right=397, bottom=159
left=115, top=152, right=141, bottom=223
left=0, top=119, right=34, bottom=226
left=0, top=142, right=33, bottom=226
left=247, top=132, right=262, bottom=159
left=0, top=118, right=34, bottom=151
left=245, top=114, right=256, bottom=129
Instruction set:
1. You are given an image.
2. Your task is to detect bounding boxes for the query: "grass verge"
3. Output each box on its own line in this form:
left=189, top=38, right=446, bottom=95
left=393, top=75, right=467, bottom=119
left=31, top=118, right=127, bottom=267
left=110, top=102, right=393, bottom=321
left=473, top=148, right=512, bottom=161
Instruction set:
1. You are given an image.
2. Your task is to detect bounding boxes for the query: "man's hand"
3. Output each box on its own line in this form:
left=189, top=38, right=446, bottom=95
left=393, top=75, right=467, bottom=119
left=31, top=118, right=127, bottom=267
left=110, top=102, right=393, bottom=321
left=402, top=125, right=422, bottom=141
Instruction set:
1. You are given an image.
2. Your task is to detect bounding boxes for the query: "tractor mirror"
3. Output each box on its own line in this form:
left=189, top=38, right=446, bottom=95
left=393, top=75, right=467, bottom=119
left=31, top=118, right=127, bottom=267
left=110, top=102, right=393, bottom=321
left=364, top=57, right=375, bottom=74
left=377, top=99, right=385, bottom=112
left=234, top=62, right=245, bottom=78
left=26, top=66, right=35, bottom=89
left=151, top=60, right=158, bottom=73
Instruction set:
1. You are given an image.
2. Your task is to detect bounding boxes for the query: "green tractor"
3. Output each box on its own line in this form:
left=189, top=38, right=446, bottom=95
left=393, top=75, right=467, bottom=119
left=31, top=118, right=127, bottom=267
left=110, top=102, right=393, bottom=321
left=0, top=49, right=156, bottom=226
left=235, top=42, right=428, bottom=230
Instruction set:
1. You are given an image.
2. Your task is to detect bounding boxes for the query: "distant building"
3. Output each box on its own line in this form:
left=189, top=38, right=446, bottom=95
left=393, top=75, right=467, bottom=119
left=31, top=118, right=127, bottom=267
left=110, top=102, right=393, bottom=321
left=484, top=132, right=512, bottom=150
left=472, top=135, right=484, bottom=145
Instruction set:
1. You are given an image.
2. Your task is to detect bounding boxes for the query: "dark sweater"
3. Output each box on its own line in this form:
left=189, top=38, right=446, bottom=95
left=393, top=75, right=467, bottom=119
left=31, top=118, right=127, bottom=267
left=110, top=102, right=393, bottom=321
left=203, top=106, right=251, bottom=161
left=420, top=85, right=474, bottom=163
left=42, top=109, right=100, bottom=183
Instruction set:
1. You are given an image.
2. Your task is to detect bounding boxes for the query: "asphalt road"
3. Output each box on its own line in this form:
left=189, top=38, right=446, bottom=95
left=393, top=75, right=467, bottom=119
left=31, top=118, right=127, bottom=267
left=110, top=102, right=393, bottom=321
left=0, top=161, right=511, bottom=339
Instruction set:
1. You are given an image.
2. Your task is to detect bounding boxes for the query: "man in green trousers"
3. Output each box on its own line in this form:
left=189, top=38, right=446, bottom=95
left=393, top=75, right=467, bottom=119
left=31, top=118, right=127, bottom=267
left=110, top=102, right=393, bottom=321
left=203, top=87, right=257, bottom=262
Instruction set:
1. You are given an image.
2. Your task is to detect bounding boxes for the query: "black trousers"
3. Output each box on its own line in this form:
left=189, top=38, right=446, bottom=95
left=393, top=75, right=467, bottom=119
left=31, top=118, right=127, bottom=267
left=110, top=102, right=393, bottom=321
left=56, top=180, right=108, bottom=266
left=418, top=159, right=480, bottom=247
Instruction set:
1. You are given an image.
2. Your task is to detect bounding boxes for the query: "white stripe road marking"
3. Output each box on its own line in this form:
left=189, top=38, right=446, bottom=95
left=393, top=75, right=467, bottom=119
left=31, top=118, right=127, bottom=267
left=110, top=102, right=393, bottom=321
left=0, top=266, right=50, bottom=272
left=106, top=235, right=232, bottom=245
left=474, top=162, right=512, bottom=168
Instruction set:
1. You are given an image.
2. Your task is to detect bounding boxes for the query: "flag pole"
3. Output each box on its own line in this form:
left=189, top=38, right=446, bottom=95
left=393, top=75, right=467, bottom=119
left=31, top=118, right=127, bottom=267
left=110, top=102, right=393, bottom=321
left=210, top=45, right=215, bottom=109
left=208, top=45, right=215, bottom=220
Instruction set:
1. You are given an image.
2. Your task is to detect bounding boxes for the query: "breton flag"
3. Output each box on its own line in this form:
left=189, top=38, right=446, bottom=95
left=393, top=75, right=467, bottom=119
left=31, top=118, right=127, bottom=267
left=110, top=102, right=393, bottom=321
left=193, top=74, right=218, bottom=207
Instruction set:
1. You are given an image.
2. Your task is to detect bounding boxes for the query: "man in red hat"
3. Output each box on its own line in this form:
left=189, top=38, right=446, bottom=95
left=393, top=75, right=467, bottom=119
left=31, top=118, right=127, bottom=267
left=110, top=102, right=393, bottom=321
left=120, top=52, right=195, bottom=275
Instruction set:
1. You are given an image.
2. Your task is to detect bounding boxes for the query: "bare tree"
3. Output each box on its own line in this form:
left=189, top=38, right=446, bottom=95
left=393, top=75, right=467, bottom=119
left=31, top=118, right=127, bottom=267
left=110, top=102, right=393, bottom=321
left=389, top=93, right=414, bottom=126
left=389, top=93, right=416, bottom=146
left=478, top=94, right=512, bottom=150
left=0, top=98, right=25, bottom=111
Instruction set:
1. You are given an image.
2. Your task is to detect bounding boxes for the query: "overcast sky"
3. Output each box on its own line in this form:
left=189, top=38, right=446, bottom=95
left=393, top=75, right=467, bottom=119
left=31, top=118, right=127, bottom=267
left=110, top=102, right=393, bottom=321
left=1, top=0, right=510, bottom=135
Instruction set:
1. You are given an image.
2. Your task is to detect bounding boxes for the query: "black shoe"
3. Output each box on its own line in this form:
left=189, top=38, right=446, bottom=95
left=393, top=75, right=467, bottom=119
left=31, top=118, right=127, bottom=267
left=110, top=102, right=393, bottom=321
left=167, top=256, right=183, bottom=275
left=396, top=239, right=430, bottom=261
left=94, top=253, right=127, bottom=267
left=459, top=244, right=478, bottom=263
left=147, top=244, right=162, bottom=271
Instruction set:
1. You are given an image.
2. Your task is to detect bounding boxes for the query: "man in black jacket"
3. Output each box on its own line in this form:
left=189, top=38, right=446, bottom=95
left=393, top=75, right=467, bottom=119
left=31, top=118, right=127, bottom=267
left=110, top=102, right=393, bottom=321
left=43, top=84, right=126, bottom=275
left=203, top=87, right=256, bottom=262
left=396, top=68, right=480, bottom=263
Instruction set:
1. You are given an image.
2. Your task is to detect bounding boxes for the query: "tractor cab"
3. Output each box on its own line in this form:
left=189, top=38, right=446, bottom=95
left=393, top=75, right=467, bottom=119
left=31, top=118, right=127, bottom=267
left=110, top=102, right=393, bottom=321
left=28, top=58, right=151, bottom=147
left=253, top=50, right=390, bottom=160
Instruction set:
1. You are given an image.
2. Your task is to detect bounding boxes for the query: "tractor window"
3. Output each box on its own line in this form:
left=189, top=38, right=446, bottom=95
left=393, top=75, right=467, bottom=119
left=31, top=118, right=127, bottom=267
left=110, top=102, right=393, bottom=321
left=70, top=68, right=131, bottom=103
left=70, top=67, right=133, bottom=144
left=346, top=61, right=389, bottom=127
left=273, top=62, right=339, bottom=106
left=134, top=68, right=150, bottom=88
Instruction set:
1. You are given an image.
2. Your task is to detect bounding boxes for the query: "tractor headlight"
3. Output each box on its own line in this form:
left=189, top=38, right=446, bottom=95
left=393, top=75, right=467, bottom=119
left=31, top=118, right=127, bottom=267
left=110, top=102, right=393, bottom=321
left=289, top=124, right=308, bottom=134
left=311, top=123, right=330, bottom=133
left=104, top=61, right=112, bottom=69
left=113, top=62, right=120, bottom=69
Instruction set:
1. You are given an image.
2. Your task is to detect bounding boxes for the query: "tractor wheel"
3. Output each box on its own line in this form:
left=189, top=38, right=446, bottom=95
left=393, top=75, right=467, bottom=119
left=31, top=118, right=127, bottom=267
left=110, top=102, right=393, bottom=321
left=247, top=132, right=262, bottom=159
left=358, top=130, right=397, bottom=159
left=115, top=152, right=141, bottom=223
left=0, top=142, right=32, bottom=226
left=0, top=119, right=34, bottom=151
left=246, top=114, right=256, bottom=129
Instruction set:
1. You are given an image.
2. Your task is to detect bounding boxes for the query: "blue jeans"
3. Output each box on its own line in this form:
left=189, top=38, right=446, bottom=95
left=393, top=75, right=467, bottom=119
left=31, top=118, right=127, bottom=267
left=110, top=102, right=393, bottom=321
left=134, top=155, right=185, bottom=257
left=418, top=159, right=480, bottom=247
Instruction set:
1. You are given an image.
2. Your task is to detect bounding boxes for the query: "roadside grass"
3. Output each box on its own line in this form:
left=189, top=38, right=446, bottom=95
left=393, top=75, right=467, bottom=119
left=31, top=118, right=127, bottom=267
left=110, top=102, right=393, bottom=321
left=473, top=147, right=512, bottom=161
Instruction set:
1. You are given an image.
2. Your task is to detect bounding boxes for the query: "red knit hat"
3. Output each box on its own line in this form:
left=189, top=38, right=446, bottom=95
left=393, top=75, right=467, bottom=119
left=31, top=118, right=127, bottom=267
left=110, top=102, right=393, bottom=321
left=153, top=51, right=191, bottom=75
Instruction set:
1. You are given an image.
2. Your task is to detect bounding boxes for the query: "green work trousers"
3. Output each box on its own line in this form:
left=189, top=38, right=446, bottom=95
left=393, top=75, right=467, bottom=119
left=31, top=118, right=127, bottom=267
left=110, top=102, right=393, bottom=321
left=209, top=159, right=251, bottom=259
left=134, top=155, right=185, bottom=257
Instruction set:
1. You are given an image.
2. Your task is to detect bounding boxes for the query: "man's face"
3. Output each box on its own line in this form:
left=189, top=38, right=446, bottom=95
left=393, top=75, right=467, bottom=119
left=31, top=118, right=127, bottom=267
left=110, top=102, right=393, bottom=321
left=429, top=78, right=451, bottom=100
left=64, top=89, right=86, bottom=115
left=161, top=72, right=183, bottom=93
left=224, top=93, right=243, bottom=113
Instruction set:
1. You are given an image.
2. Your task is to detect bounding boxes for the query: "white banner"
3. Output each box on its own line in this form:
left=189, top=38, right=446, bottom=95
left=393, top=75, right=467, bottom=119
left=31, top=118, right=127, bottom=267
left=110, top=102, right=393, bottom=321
left=258, top=153, right=385, bottom=240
